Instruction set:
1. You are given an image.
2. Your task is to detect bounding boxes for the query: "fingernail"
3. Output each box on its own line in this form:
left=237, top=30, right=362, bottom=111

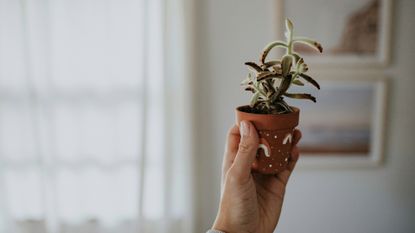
left=240, top=121, right=250, bottom=136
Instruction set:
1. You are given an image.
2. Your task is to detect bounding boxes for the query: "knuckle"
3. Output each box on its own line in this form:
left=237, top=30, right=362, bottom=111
left=226, top=168, right=243, bottom=184
left=276, top=186, right=286, bottom=200
left=238, top=142, right=252, bottom=153
left=238, top=140, right=257, bottom=153
left=227, top=126, right=235, bottom=135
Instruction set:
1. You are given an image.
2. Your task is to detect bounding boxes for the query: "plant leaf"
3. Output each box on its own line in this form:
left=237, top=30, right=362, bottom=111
left=241, top=73, right=252, bottom=85
left=253, top=100, right=267, bottom=108
left=244, top=86, right=255, bottom=93
left=241, top=79, right=253, bottom=86
left=272, top=65, right=282, bottom=75
left=284, top=92, right=316, bottom=102
left=256, top=70, right=272, bottom=78
left=293, top=37, right=323, bottom=53
left=257, top=72, right=281, bottom=81
left=261, top=82, right=269, bottom=93
left=261, top=60, right=281, bottom=69
left=278, top=73, right=293, bottom=94
left=281, top=55, right=294, bottom=77
left=272, top=73, right=293, bottom=102
left=276, top=99, right=293, bottom=113
left=298, top=73, right=320, bottom=89
left=296, top=58, right=309, bottom=73
left=285, top=18, right=293, bottom=37
left=264, top=80, right=275, bottom=97
left=291, top=53, right=301, bottom=63
left=292, top=79, right=304, bottom=86
left=245, top=62, right=263, bottom=73
left=260, top=41, right=287, bottom=64
left=249, top=91, right=261, bottom=107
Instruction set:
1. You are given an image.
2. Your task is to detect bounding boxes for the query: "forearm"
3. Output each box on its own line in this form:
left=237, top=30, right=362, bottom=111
left=206, top=230, right=226, bottom=233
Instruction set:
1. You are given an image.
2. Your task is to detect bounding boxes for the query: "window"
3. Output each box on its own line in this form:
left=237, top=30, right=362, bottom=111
left=0, top=0, right=193, bottom=232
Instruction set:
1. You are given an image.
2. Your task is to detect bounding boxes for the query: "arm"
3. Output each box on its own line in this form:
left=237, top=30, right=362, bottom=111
left=209, top=121, right=301, bottom=233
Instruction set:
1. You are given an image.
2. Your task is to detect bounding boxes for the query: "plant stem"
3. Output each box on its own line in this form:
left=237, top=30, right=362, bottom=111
left=287, top=41, right=293, bottom=55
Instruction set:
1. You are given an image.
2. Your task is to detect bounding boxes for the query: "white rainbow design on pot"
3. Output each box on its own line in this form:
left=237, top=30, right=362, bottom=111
left=283, top=133, right=292, bottom=145
left=258, top=144, right=270, bottom=157
left=257, top=137, right=271, bottom=158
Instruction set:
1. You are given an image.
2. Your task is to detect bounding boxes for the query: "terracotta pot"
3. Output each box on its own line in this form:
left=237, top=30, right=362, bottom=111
left=235, top=105, right=299, bottom=174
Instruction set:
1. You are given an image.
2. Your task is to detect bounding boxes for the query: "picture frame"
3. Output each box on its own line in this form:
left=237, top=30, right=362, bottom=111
left=274, top=0, right=393, bottom=68
left=285, top=72, right=388, bottom=168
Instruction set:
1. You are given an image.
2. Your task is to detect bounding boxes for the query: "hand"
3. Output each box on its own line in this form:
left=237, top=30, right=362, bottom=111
left=212, top=121, right=302, bottom=233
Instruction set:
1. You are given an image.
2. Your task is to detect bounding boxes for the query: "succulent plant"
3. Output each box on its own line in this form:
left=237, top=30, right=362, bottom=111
left=242, top=18, right=323, bottom=114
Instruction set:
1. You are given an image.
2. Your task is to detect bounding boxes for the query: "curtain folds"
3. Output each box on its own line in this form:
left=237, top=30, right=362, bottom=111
left=0, top=0, right=194, bottom=232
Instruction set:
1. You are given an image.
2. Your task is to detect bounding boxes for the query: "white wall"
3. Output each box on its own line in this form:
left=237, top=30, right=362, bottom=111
left=194, top=0, right=415, bottom=232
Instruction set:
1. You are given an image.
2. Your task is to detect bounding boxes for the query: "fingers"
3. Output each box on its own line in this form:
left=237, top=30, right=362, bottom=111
left=222, top=125, right=240, bottom=176
left=287, top=129, right=302, bottom=170
left=275, top=129, right=302, bottom=185
left=223, top=124, right=300, bottom=186
left=228, top=121, right=259, bottom=183
left=293, top=129, right=302, bottom=145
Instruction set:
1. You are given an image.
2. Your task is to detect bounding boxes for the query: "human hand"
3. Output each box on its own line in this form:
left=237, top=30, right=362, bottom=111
left=212, top=121, right=302, bottom=233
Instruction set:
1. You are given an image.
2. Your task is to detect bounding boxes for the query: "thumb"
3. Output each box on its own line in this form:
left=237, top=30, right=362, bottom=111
left=230, top=121, right=258, bottom=182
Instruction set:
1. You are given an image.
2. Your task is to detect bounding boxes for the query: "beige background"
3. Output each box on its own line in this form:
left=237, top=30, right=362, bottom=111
left=192, top=0, right=415, bottom=232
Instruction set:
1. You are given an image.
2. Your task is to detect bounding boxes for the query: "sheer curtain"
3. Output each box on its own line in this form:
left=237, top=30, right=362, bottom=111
left=0, top=0, right=194, bottom=232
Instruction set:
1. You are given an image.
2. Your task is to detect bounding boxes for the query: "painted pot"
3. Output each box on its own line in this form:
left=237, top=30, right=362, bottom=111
left=235, top=105, right=299, bottom=175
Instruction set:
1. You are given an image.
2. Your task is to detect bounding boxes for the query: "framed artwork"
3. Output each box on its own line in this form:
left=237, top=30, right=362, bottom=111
left=275, top=0, right=393, bottom=67
left=286, top=72, right=388, bottom=168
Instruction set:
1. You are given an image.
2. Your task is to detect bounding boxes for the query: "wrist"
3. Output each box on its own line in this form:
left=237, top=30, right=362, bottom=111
left=212, top=214, right=231, bottom=233
left=211, top=225, right=228, bottom=233
left=207, top=230, right=226, bottom=233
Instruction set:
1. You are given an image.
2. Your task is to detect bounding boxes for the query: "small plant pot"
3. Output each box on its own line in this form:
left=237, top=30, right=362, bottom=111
left=235, top=105, right=299, bottom=175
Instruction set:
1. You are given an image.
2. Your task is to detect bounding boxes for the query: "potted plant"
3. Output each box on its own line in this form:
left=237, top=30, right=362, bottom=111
left=236, top=19, right=323, bottom=174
